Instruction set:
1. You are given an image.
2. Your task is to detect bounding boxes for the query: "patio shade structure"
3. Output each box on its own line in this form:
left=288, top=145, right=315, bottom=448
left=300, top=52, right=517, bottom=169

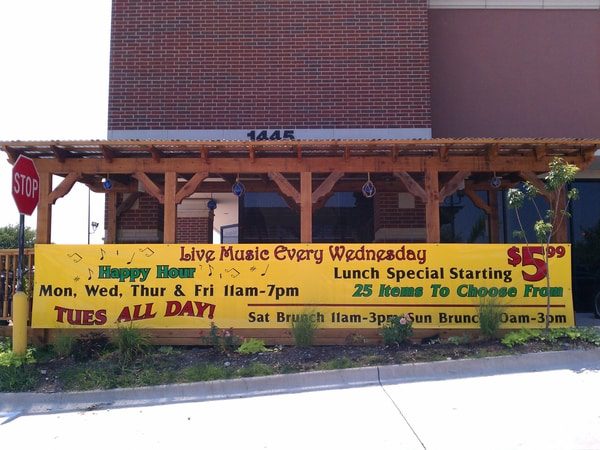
left=2, top=138, right=598, bottom=245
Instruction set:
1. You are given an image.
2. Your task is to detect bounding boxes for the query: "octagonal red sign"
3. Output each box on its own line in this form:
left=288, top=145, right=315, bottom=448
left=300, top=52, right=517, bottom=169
left=12, top=155, right=40, bottom=215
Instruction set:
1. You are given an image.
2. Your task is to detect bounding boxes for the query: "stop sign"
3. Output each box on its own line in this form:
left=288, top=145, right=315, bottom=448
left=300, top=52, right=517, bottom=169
left=12, top=155, right=40, bottom=216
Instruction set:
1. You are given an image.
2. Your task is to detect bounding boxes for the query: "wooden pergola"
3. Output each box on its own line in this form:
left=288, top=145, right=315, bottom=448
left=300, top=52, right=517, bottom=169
left=2, top=138, right=598, bottom=245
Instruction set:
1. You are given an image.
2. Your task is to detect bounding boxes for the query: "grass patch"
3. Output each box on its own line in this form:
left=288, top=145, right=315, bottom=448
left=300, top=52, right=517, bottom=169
left=316, top=357, right=355, bottom=371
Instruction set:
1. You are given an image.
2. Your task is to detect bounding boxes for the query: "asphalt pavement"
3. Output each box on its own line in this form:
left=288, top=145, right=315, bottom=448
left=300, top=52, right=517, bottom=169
left=1, top=348, right=599, bottom=449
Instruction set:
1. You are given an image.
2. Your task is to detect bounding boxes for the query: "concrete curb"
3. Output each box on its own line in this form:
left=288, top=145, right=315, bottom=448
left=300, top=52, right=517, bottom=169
left=2, top=349, right=599, bottom=415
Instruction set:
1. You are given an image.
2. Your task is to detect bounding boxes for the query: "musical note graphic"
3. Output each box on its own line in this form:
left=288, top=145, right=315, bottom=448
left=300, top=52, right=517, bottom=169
left=74, top=276, right=80, bottom=282
left=67, top=253, right=82, bottom=263
left=87, top=268, right=93, bottom=281
left=208, top=264, right=214, bottom=276
left=139, top=247, right=155, bottom=257
left=225, top=268, right=240, bottom=278
left=126, top=252, right=135, bottom=264
left=261, top=264, right=270, bottom=276
left=249, top=266, right=256, bottom=272
left=100, top=249, right=106, bottom=261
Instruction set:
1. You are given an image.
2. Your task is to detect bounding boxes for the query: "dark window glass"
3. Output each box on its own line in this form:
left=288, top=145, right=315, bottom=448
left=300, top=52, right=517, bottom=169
left=238, top=192, right=373, bottom=243
left=440, top=191, right=489, bottom=243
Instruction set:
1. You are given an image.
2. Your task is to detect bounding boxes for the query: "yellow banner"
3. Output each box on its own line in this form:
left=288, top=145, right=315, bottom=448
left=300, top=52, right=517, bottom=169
left=32, top=243, right=574, bottom=329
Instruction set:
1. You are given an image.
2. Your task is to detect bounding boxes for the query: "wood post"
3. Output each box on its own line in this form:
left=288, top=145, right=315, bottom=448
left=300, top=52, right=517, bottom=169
left=425, top=168, right=440, bottom=243
left=163, top=171, right=177, bottom=244
left=300, top=172, right=312, bottom=243
left=106, top=191, right=118, bottom=244
left=36, top=172, right=53, bottom=244
left=488, top=191, right=500, bottom=243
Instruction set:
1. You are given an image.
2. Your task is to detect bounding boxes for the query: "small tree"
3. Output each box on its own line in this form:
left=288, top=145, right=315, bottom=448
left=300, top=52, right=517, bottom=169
left=507, top=157, right=579, bottom=331
left=0, top=225, right=36, bottom=249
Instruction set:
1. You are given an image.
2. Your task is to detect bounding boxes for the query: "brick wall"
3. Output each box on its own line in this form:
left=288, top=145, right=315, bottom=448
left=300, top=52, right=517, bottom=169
left=108, top=0, right=431, bottom=130
left=374, top=192, right=426, bottom=242
left=177, top=214, right=214, bottom=244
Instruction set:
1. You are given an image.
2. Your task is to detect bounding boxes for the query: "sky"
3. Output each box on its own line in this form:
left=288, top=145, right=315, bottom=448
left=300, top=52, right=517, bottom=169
left=0, top=0, right=111, bottom=244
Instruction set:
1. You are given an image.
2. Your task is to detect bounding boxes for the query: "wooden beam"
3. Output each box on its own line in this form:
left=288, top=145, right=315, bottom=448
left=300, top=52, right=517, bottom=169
left=50, top=145, right=68, bottom=163
left=393, top=172, right=427, bottom=203
left=312, top=172, right=344, bottom=205
left=268, top=172, right=300, bottom=204
left=36, top=172, right=53, bottom=244
left=464, top=188, right=492, bottom=215
left=106, top=191, right=118, bottom=244
left=116, top=192, right=141, bottom=217
left=425, top=168, right=440, bottom=243
left=534, top=144, right=546, bottom=161
left=175, top=172, right=208, bottom=204
left=133, top=172, right=164, bottom=203
left=163, top=172, right=177, bottom=244
left=485, top=143, right=499, bottom=162
left=33, top=154, right=592, bottom=175
left=439, top=145, right=449, bottom=162
left=488, top=190, right=499, bottom=243
left=101, top=145, right=114, bottom=163
left=300, top=172, right=312, bottom=243
left=2, top=146, right=19, bottom=163
left=47, top=172, right=81, bottom=205
left=149, top=146, right=162, bottom=163
left=439, top=171, right=470, bottom=202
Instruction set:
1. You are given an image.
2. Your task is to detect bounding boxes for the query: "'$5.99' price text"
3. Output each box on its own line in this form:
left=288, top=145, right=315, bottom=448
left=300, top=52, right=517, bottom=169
left=506, top=245, right=566, bottom=282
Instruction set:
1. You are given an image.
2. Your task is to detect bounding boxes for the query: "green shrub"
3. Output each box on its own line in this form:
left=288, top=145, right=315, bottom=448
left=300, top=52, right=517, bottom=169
left=501, top=327, right=600, bottom=348
left=205, top=323, right=241, bottom=354
left=53, top=333, right=76, bottom=358
left=72, top=332, right=111, bottom=362
left=237, top=338, right=268, bottom=355
left=290, top=311, right=320, bottom=347
left=114, top=325, right=150, bottom=365
left=447, top=334, right=471, bottom=346
left=0, top=339, right=38, bottom=392
left=478, top=297, right=505, bottom=339
left=380, top=313, right=413, bottom=346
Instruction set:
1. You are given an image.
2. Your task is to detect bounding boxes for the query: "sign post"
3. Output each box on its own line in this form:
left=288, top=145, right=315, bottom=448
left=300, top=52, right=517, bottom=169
left=11, top=155, right=40, bottom=354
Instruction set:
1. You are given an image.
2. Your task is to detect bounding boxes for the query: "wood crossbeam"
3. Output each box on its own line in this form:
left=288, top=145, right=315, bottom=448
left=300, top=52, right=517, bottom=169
left=47, top=172, right=81, bottom=205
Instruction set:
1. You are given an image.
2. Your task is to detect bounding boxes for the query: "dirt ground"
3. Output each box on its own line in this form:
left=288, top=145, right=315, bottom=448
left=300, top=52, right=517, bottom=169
left=29, top=337, right=597, bottom=394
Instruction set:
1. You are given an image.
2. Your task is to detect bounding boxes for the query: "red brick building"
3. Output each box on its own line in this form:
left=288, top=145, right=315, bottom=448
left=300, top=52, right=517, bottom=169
left=104, top=0, right=600, bottom=309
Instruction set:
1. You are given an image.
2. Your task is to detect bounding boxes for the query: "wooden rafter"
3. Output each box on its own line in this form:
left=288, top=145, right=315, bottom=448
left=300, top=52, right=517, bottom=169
left=439, top=145, right=449, bottom=162
left=101, top=145, right=114, bottom=163
left=464, top=188, right=492, bottom=215
left=150, top=146, right=162, bottom=163
left=134, top=172, right=164, bottom=203
left=439, top=171, right=470, bottom=202
left=312, top=172, right=344, bottom=205
left=534, top=144, right=547, bottom=161
left=47, top=172, right=81, bottom=205
left=50, top=145, right=69, bottom=163
left=116, top=192, right=141, bottom=217
left=175, top=172, right=208, bottom=204
left=393, top=172, right=426, bottom=203
left=268, top=172, right=300, bottom=204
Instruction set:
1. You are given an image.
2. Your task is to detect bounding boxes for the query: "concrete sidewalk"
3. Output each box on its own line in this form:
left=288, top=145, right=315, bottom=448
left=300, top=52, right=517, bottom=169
left=2, top=348, right=599, bottom=415
left=1, top=349, right=600, bottom=449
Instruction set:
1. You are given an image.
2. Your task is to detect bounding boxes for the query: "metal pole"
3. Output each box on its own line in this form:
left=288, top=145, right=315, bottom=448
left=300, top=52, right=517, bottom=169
left=87, top=187, right=91, bottom=244
left=17, top=213, right=25, bottom=292
left=13, top=214, right=28, bottom=354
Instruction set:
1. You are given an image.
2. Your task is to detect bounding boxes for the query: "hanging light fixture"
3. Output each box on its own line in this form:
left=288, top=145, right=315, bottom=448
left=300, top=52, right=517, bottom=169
left=490, top=172, right=502, bottom=189
left=232, top=175, right=245, bottom=197
left=362, top=173, right=376, bottom=198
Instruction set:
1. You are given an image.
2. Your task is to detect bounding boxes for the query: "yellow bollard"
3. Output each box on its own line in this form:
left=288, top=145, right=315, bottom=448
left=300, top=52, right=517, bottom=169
left=12, top=291, right=29, bottom=355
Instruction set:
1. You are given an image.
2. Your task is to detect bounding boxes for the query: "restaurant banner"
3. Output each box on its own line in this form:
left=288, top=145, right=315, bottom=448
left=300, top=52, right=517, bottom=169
left=32, top=243, right=574, bottom=329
